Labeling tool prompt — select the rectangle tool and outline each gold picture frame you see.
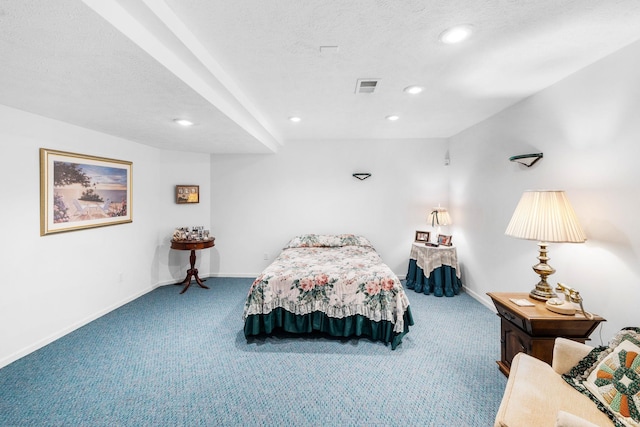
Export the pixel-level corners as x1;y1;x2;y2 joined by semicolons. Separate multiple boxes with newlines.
40;148;132;235
176;185;199;204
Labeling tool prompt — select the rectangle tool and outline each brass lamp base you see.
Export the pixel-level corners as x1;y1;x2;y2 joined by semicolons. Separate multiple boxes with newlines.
529;242;558;301
529;284;557;301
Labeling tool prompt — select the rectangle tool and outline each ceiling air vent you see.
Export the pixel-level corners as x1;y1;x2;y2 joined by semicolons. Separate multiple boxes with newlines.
355;78;380;94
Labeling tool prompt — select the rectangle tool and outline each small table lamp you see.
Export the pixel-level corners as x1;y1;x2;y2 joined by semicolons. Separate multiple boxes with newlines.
428;207;452;241
505;190;586;301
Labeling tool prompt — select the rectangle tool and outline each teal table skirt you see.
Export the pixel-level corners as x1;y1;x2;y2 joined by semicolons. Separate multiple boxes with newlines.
405;259;461;297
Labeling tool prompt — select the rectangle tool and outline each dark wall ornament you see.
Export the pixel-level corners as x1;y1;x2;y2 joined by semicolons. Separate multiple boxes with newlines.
352;173;371;180
509;153;543;167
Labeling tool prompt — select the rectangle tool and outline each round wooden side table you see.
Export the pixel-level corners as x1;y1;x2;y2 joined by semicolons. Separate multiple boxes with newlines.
170;238;215;294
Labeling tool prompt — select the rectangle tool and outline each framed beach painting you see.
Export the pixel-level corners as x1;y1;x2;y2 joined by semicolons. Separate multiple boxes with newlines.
176;185;199;204
40;148;132;235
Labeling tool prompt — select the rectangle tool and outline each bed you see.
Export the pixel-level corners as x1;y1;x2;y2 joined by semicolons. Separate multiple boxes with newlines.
242;234;413;349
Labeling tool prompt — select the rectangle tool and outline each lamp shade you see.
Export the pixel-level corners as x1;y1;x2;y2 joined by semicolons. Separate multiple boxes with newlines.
505;190;586;243
428;207;452;227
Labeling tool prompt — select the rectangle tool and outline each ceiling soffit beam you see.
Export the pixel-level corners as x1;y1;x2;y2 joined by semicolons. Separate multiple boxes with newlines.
141;0;283;149
82;0;282;153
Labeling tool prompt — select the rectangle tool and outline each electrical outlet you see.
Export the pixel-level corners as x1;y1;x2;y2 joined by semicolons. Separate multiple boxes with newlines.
118;272;124;283
263;253;269;260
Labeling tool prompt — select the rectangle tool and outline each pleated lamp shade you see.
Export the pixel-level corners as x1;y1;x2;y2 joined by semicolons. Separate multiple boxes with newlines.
505;190;586;243
428;208;452;227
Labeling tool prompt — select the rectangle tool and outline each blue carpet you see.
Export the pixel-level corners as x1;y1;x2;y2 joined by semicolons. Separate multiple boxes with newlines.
0;278;506;426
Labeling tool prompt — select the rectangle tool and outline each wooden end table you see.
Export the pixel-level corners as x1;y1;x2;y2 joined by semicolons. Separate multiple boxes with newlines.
171;238;215;294
487;292;605;376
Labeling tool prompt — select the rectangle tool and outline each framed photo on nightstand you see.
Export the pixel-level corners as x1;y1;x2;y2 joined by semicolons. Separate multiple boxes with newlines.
437;234;452;246
415;230;431;243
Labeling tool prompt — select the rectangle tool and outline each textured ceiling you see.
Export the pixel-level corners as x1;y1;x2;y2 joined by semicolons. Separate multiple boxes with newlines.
1;0;640;153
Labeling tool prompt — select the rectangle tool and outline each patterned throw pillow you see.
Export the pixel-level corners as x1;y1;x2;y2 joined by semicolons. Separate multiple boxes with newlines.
284;234;321;248
335;234;373;247
563;327;640;427
285;234;373;248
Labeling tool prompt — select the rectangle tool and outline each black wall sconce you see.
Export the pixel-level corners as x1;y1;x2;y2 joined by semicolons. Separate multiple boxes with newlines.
352;173;371;180
509;153;543;167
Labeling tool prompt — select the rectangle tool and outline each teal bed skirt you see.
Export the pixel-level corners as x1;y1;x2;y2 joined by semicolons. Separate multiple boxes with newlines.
244;307;414;350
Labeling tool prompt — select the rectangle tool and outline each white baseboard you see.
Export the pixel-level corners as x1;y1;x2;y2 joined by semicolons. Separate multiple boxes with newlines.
462;286;497;313
0;285;155;370
3;273;260;368
207;272;259;279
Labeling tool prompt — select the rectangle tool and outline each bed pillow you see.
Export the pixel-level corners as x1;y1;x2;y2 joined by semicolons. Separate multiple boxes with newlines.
285;234;373;248
562;327;640;427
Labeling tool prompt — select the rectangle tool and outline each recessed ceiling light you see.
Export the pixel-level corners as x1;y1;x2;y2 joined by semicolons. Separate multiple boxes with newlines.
403;85;424;95
173;118;194;126
439;25;473;44
386;115;400;121
289;116;301;123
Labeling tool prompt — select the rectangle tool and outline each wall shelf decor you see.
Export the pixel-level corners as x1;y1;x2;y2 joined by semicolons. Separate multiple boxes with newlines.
509;153;543;167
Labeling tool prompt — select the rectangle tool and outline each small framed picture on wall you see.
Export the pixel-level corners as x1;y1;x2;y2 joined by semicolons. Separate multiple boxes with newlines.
176;185;199;204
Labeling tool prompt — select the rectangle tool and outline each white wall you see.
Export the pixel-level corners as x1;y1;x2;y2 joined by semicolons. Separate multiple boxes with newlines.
210;139;450;277
1;110;444;368
0;105;211;368
156;150;212;285
449;39;640;343
6;38;640;368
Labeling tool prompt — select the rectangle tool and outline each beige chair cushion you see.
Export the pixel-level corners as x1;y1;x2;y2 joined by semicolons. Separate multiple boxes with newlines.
553;338;594;375
494;352;614;427
556;411;601;427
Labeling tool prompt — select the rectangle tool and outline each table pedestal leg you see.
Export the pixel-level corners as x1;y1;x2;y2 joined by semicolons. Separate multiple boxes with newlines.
175;249;210;294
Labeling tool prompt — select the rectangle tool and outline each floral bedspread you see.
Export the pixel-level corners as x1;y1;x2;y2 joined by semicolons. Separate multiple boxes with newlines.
243;234;411;334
